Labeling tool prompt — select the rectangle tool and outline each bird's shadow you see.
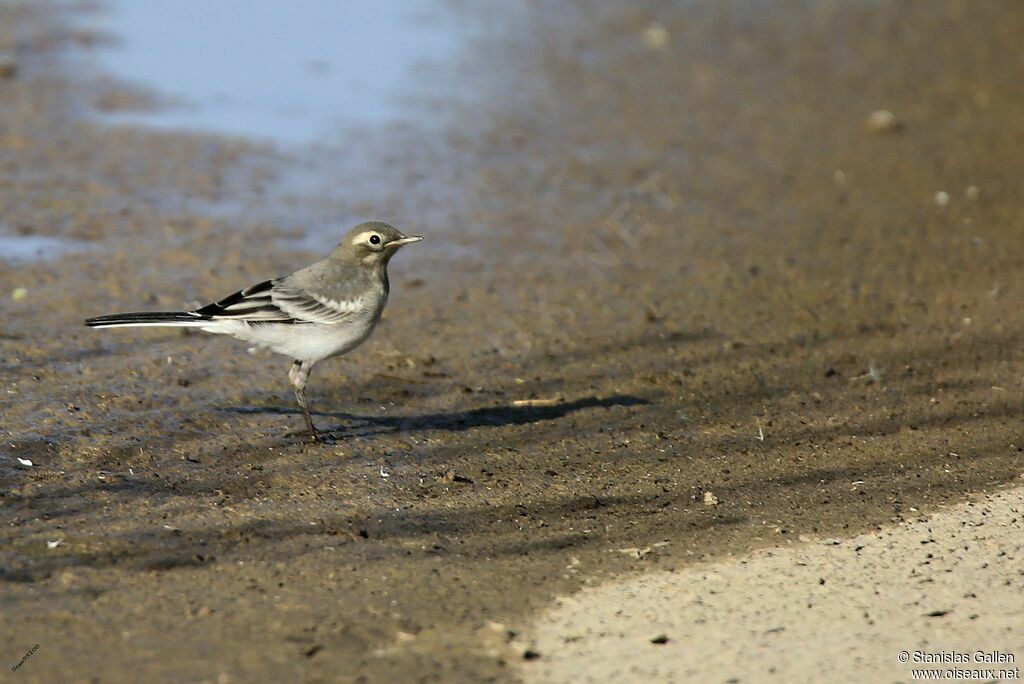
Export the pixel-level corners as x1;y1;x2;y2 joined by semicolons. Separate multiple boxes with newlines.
222;394;649;438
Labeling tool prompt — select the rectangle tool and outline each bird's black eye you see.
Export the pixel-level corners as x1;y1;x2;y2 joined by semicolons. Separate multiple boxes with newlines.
369;234;381;245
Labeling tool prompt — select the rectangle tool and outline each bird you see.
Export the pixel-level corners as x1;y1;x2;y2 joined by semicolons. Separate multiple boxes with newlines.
85;221;422;442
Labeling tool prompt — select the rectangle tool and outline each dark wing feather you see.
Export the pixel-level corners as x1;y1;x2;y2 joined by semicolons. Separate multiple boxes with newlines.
193;280;291;321
192;280;362;325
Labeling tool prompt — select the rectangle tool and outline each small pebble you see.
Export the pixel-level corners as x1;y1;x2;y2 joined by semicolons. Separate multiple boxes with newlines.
866;109;900;133
11;287;28;301
703;491;720;506
651;634;670;644
934;191;950;207
643;22;670;50
0;55;18;79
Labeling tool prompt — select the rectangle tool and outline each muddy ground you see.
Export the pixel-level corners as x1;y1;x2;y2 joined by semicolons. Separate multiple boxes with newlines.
2;1;1024;682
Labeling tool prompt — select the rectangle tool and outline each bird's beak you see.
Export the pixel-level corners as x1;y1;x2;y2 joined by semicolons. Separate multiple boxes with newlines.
390;235;423;247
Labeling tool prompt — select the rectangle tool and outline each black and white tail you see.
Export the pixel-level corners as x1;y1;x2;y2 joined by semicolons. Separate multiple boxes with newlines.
84;280;295;329
84;311;211;329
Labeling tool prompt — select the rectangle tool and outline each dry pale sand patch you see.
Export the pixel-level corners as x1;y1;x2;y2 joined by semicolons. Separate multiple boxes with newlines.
524;483;1024;683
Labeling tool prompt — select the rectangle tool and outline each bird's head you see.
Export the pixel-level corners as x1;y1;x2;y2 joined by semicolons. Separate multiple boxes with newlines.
333;221;422;266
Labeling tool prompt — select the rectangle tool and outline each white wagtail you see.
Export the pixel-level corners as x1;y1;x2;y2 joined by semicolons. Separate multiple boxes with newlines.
85;222;422;441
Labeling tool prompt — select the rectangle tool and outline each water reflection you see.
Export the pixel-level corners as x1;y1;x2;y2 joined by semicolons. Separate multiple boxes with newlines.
88;0;463;145
0;232;91;262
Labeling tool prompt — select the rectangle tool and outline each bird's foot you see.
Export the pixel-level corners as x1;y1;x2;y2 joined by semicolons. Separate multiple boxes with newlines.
284;427;332;443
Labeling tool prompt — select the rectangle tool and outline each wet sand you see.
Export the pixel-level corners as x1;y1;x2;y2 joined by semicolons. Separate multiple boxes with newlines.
2;1;1024;681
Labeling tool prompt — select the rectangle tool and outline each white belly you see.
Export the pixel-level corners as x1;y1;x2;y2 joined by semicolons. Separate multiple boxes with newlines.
204;312;379;363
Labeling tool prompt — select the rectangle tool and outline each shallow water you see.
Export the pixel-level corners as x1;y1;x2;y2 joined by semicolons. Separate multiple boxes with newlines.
0;232;90;262
86;0;466;145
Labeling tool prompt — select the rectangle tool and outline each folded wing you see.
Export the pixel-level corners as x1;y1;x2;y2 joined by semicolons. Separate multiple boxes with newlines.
194;280;362;325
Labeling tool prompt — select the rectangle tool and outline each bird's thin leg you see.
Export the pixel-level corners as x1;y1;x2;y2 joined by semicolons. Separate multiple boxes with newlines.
290;360;318;442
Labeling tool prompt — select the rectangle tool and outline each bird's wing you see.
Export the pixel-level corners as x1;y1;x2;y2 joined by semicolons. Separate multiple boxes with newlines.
269;286;366;325
193;280;363;325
